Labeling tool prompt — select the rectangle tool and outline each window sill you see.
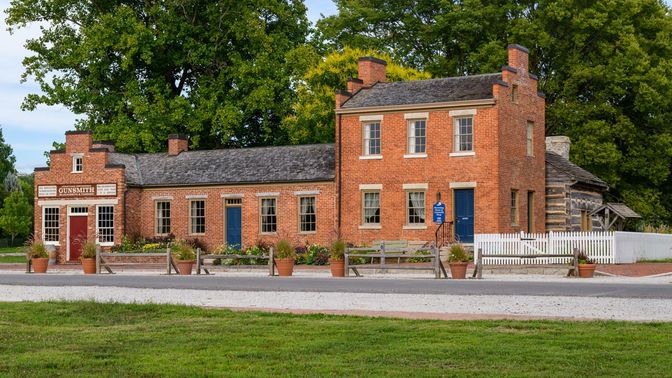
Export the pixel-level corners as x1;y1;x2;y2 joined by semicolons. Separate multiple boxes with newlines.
298;231;317;235
359;155;382;160
71;171;83;174
260;232;278;236
403;154;427;159
403;225;427;230
44;242;60;246
449;151;475;157
189;233;206;236
358;225;382;230
98;242;114;247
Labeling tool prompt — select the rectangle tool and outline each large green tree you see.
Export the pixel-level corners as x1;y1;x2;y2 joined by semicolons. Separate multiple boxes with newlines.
317;0;672;222
282;47;430;144
6;0;310;151
0;191;32;245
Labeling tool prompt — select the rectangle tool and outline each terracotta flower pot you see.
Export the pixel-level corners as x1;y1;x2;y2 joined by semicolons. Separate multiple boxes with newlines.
329;258;345;277
81;258;96;274
274;258;295;277
31;257;49;273
449;262;468;279
176;260;195;275
578;263;597;278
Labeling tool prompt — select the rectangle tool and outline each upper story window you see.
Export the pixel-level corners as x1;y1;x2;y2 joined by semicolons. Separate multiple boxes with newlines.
72;155;83;173
260;198;277;234
510;190;519;226
454;117;473;152
189;200;206;234
363;122;381;156
407;120;426;154
526;121;534;156
155;201;171;235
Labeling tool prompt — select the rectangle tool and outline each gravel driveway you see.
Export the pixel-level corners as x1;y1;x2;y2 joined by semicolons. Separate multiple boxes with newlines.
2;284;670;322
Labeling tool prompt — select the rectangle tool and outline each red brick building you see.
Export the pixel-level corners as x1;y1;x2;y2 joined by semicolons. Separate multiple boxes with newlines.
34;44;546;262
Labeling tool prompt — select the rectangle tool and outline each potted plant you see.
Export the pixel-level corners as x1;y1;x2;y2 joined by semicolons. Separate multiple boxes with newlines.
447;243;471;279
26;239;49;273
80;241;97;274
172;241;196;275
576;250;597;278
329;240;346;277
274;239;296;277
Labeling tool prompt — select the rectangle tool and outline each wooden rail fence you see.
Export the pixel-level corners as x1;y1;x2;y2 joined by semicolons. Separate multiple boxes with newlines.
196;247;277;276
96;247;179;274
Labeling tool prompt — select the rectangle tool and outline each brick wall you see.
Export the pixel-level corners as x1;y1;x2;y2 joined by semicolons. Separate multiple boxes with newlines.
127;182;337;251
34;131;126;263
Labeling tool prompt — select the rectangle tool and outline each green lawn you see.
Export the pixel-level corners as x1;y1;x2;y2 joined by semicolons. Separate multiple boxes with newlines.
0;246;26;263
0;302;670;377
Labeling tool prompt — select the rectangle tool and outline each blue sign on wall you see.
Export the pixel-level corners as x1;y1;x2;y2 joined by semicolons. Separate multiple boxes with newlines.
433;201;446;224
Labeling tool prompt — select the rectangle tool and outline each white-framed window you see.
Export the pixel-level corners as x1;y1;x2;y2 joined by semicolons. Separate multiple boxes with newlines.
189;200;206;234
97;205;114;245
510;190;519;226
527;121;534;156
454;117;473;152
299;196;316;233
363;122;381;155
407;119;426;154
362;191;381;225
406;191;426;225
72;154;83;173
260;198;277;234
43;207;60;244
155;201;171;235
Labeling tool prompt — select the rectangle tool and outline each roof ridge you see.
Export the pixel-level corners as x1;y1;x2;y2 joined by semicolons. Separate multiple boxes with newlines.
376;72;501;86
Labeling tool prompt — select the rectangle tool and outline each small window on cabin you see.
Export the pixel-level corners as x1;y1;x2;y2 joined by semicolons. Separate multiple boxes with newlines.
72;155;83;173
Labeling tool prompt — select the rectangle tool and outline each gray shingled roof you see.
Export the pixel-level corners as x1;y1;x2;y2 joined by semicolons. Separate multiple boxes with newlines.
341;73;502;109
545;151;608;189
108;144;335;187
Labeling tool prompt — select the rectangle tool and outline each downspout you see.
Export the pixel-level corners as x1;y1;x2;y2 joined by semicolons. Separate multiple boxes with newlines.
337;113;342;239
122;188;128;237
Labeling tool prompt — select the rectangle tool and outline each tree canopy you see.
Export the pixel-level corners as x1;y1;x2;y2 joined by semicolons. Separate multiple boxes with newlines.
0;191;32;244
282;47;430;144
317;0;672;222
6;0;311;151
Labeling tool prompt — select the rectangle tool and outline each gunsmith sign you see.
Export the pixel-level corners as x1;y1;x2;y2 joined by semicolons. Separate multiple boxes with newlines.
37;184;117;197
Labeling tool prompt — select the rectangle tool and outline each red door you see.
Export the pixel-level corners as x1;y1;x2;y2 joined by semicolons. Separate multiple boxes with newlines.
69;216;88;261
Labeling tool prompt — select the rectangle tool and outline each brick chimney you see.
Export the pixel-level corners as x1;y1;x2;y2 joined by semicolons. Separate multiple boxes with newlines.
546;136;570;159
168;134;188;156
92;140;115;152
347;77;364;94
507;44;529;73
357;56;387;86
65;130;93;153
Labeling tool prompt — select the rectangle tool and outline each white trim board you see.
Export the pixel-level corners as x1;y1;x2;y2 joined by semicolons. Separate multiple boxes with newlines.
38;199;119;207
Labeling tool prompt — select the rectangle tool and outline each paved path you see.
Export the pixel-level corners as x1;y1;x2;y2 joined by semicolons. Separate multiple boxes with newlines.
0;274;670;299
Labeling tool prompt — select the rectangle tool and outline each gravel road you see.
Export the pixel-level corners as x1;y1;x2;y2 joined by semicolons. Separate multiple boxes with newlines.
1;284;671;322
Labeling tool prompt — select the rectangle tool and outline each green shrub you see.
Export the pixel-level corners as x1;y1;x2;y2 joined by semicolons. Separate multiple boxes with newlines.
275;240;296;259
330;240;346;261
447;244;471;263
408;250;431;263
25;238;47;259
171;241;196;261
81;241;97;259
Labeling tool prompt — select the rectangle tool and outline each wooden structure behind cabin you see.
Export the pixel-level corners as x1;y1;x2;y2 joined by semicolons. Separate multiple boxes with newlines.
545;136;609;232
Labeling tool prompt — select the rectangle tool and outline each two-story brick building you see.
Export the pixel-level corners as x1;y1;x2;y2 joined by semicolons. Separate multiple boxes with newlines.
35;44;549;262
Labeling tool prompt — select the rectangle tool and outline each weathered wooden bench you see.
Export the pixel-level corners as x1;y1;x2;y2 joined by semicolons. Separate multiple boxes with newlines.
472;247;580;278
196;247;277;276
345;242;447;278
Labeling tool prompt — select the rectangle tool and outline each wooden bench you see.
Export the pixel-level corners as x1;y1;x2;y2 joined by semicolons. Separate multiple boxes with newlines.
345;242;447;278
196;248;277;276
472;247;580;278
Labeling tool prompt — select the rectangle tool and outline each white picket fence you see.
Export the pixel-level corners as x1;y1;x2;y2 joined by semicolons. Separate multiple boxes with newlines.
474;231;615;264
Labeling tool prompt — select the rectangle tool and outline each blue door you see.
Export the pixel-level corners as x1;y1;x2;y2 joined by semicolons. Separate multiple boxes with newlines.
226;207;242;249
454;189;475;243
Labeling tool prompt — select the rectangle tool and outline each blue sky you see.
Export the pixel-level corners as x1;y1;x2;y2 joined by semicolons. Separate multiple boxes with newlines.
0;0;337;173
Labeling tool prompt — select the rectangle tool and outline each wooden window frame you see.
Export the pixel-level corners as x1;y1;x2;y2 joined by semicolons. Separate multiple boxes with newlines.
527;121;534;157
407;119;427;155
155;201;171;236
259;197;277;235
406;191;426;225
298;196;317;234
453;117;474;152
362;191;381;225
362;122;381;156
510;190;519;226
42;206;60;245
96;205;115;246
189;200;206;235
